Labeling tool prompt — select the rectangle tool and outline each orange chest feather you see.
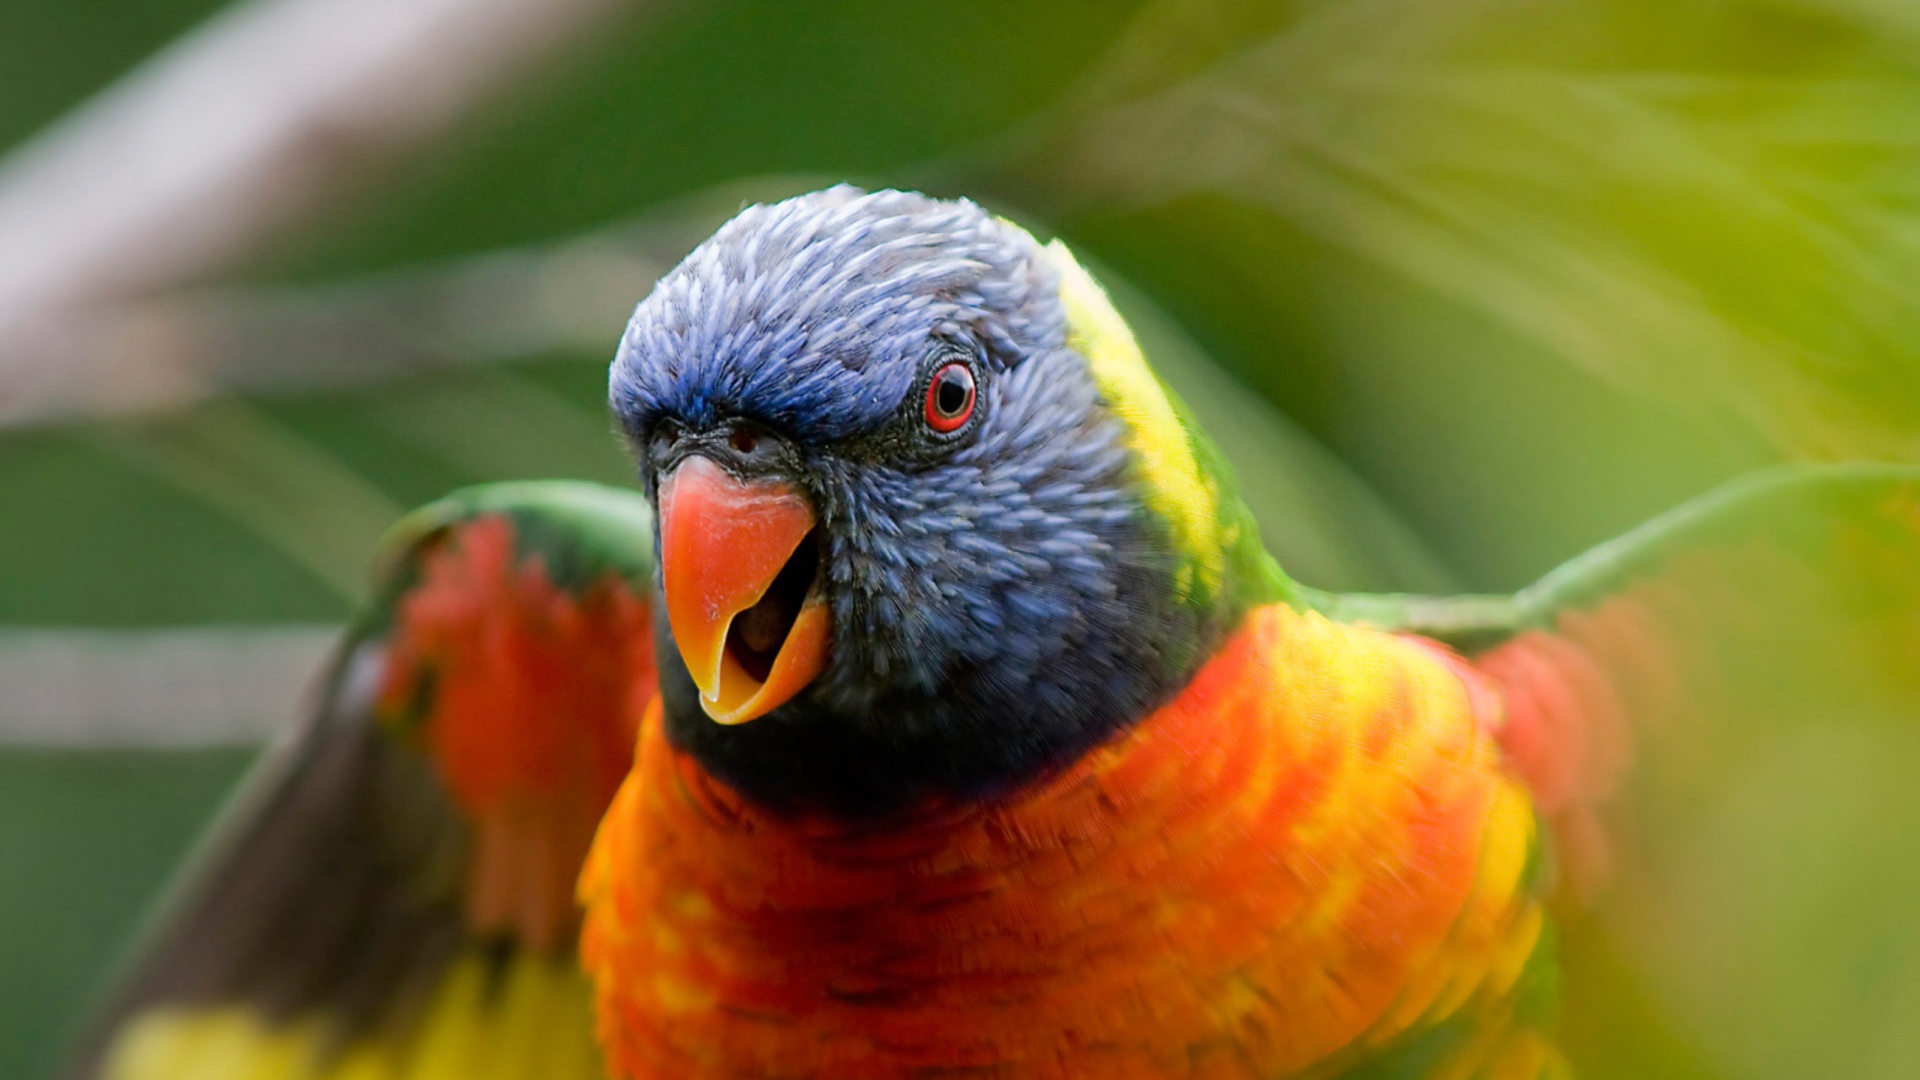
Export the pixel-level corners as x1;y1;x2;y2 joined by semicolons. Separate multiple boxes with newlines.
580;604;1544;1080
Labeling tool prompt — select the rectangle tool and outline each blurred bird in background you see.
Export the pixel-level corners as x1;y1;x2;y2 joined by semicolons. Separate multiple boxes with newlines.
3;2;1920;1079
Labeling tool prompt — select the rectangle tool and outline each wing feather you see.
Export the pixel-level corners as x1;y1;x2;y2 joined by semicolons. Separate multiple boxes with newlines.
1330;463;1920;1076
66;482;657;1080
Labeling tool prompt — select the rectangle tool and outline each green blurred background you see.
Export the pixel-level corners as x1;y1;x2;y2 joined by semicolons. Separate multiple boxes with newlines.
3;0;1919;1077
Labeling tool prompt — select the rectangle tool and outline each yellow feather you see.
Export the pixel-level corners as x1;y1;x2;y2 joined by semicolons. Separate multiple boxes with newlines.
1048;239;1224;600
98;953;601;1080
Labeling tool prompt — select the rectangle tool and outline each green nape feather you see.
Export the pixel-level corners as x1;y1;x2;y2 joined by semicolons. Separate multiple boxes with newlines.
1048;239;1293;617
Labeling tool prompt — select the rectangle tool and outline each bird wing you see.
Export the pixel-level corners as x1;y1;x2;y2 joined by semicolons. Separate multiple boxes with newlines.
1319;463;1920;1076
1317;463;1920;889
66;482;659;1080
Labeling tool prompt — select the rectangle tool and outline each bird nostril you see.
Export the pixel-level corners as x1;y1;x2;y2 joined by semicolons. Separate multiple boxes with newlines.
730;430;759;455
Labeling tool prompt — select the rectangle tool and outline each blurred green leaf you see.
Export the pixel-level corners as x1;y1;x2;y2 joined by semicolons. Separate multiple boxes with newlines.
0;750;252;1080
1001;0;1920;459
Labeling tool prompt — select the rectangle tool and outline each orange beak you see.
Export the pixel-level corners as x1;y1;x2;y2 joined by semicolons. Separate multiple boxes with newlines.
658;454;829;725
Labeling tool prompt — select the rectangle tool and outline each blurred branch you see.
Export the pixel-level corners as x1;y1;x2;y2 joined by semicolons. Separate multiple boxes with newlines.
0;179;810;431
0;232;662;428
359;369;636;484
0;625;338;747
0;0;645;339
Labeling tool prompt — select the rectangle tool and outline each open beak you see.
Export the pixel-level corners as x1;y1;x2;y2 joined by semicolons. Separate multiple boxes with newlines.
658;454;828;725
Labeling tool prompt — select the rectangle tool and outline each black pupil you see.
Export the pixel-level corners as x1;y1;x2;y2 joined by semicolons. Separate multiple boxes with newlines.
935;370;970;416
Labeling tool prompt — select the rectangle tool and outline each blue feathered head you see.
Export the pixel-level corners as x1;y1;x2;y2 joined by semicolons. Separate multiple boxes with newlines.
610;186;1253;814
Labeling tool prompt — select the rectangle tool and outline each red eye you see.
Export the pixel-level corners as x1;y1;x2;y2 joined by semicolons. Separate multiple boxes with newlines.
924;361;976;433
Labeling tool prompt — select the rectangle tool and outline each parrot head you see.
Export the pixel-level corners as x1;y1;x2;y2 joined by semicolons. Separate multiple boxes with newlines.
611;186;1277;813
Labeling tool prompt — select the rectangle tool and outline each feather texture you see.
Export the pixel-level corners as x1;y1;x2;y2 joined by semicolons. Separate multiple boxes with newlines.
582;603;1554;1078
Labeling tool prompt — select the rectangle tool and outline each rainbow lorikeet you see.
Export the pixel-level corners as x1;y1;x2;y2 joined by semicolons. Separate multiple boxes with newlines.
68;188;1920;1080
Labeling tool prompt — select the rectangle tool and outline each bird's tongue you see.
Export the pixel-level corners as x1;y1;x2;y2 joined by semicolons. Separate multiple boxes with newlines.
659;455;828;725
